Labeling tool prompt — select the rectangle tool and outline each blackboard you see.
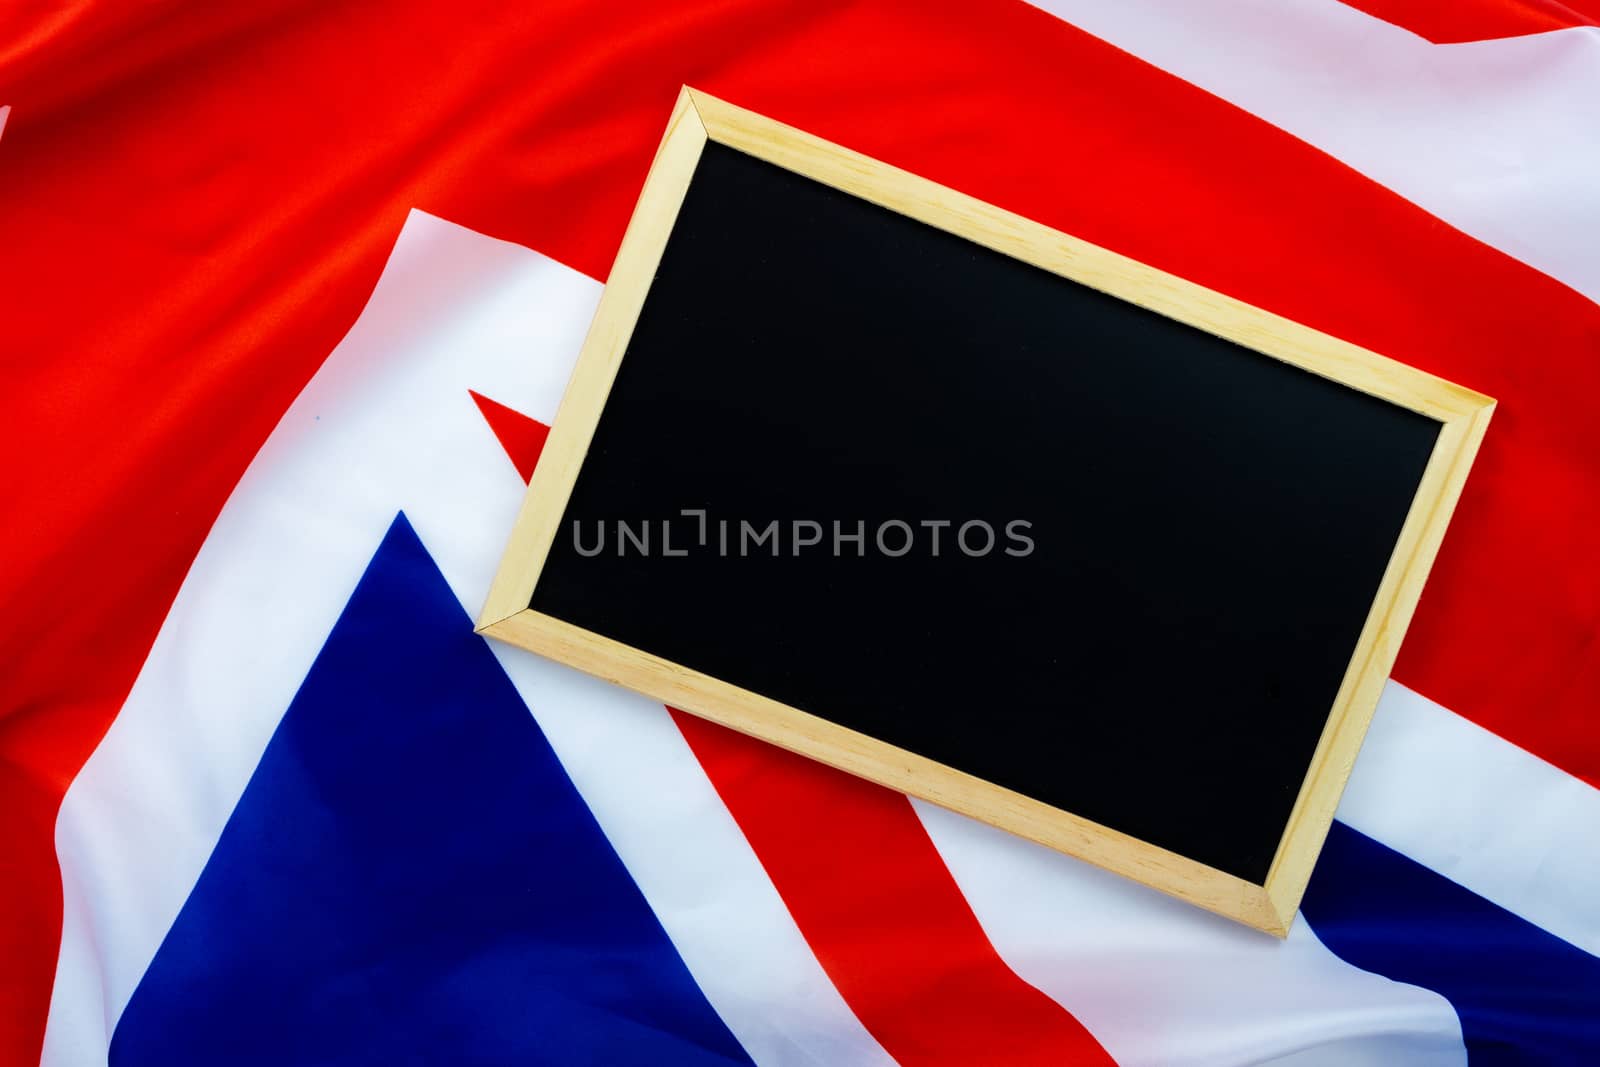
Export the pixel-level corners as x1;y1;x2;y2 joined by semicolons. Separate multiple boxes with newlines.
481;89;1495;934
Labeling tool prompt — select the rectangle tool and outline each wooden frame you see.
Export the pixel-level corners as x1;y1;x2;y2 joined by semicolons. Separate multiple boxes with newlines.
478;87;1495;935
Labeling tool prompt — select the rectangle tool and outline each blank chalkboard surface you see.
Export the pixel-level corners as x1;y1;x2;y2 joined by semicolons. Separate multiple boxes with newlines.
481;89;1494;933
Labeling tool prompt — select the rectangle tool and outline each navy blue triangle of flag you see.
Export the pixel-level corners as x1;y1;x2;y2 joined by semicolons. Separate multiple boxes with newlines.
112;513;748;1066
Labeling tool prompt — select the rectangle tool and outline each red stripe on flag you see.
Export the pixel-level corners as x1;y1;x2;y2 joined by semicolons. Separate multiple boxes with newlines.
470;390;551;483
3;1;1597;1062
673;712;1116;1066
1338;0;1600;43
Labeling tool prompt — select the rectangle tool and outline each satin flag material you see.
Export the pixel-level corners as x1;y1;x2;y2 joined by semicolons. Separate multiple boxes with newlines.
2;1;1598;1064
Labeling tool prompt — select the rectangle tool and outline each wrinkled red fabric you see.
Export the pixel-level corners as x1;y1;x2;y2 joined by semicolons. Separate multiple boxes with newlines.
1341;0;1600;42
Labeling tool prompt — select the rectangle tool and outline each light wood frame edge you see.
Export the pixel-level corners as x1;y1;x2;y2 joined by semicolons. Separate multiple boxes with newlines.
478;86;1498;936
687;88;1492;421
1261;397;1494;925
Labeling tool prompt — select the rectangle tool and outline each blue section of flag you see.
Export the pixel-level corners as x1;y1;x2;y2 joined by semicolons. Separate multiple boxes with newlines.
1304;821;1600;1066
111;513;751;1066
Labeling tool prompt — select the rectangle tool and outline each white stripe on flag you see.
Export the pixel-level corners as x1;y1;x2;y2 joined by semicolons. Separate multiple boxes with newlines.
42;211;885;1067
1341;681;1600;956
1028;0;1600;302
917;799;1467;1066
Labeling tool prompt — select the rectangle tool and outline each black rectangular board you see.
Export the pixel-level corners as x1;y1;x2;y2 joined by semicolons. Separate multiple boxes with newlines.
479;89;1494;933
